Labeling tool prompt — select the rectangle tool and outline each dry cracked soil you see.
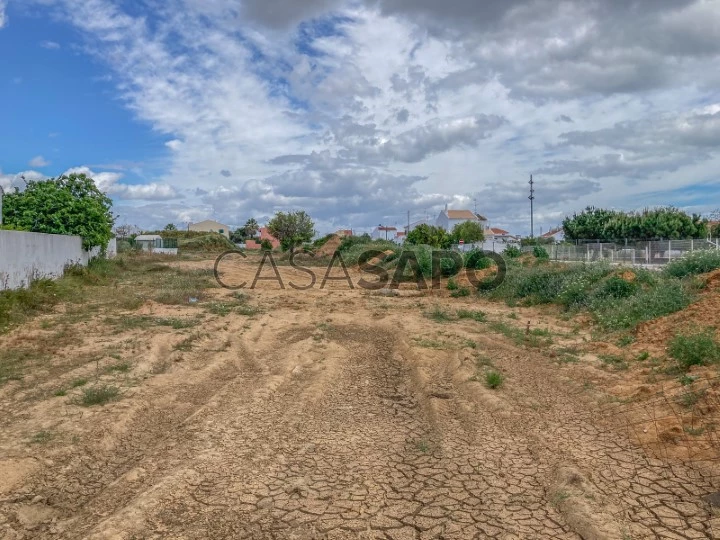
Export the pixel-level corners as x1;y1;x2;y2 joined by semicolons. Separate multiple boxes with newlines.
0;255;719;539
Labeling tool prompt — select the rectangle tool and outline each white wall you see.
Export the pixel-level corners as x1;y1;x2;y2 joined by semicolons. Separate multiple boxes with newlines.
0;231;116;290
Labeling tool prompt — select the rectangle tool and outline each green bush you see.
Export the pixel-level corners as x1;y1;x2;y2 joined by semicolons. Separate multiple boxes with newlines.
179;234;235;252
664;250;720;279
533;246;549;259
485;371;504;389
593;276;638;299
668;328;720;370
464;249;493;270
504;245;522;258
592;280;692;330
447;278;459;291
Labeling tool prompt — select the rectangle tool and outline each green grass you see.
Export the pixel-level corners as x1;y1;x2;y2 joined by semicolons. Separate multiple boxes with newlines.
450;287;471;298
77;385;119;406
53;389;67;397
486;320;552;348
412;338;452;349
481;261;698;332
668;328;720;370
29;431;55;445
425;305;453;323
599;354;629;370
71;377;89;388
106;361;132;373
457;309;487;322
664;250;720;279
484;370;504;389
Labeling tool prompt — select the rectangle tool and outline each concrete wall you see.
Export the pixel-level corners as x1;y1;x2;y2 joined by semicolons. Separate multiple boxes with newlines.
0;231;116;290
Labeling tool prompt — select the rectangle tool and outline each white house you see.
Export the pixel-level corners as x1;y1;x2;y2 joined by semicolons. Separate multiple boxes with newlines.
435;206;488;232
540;227;565;243
372;226;397;241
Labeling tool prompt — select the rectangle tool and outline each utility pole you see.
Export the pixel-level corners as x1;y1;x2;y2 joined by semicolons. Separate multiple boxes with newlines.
529;174;535;238
407;211;410;233
474;197;477;215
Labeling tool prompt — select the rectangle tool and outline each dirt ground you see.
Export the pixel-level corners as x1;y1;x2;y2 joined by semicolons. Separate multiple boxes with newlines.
0;253;719;539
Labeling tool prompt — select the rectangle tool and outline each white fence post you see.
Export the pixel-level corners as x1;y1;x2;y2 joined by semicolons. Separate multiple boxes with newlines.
668;240;672;262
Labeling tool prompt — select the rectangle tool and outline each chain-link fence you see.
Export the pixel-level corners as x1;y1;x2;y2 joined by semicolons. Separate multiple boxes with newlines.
524;238;720;266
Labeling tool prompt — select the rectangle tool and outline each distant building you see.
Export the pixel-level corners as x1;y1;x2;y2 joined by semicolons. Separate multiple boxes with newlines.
395;231;406;244
245;227;281;250
485;227;518;243
189;219;230;238
540;227;565;242
335;229;353;237
372;226;397;241
436;205;488;232
134;235;178;255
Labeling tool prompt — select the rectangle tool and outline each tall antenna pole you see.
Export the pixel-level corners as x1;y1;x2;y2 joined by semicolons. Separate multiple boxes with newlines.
474;197;477;214
529;174;535;238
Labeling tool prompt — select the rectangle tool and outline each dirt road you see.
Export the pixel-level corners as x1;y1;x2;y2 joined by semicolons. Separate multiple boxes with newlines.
0;257;718;538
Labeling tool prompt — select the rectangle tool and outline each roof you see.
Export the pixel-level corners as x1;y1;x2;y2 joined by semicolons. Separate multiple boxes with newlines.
445;210;478;220
396;231;406;237
488;227;510;235
135;235;162;241
541;227;564;238
475;214;488;221
377;226;397;231
190;219;229;228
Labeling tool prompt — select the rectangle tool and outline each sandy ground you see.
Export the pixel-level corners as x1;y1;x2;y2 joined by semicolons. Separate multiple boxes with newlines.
0;255;718;539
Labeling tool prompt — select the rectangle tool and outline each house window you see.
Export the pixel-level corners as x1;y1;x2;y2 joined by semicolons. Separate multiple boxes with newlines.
219;229;224;234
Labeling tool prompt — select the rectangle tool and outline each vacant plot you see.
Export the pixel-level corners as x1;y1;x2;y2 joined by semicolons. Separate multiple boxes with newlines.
0;252;718;539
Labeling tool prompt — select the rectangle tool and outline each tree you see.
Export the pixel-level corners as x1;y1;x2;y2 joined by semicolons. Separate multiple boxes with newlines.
406;224;452;249
2;173;114;250
243;218;259;239
563;206;708;241
164;223;177;231
267;211;315;253
451;221;484;244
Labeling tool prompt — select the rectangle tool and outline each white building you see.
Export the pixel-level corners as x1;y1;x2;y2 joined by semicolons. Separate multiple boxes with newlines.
435;206;488;232
540;227;565;243
189;219;230;238
371;226;397;241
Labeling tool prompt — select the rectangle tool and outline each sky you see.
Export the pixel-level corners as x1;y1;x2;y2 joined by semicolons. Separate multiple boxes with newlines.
1;0;719;235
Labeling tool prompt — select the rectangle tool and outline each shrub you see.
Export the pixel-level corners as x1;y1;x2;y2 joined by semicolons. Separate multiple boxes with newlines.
464;249;493;270
450;287;471;298
447;278;459;291
664;250;720;279
457;309;487;322
592;280;692;330
485;371;504;389
593;276;638;299
179;234;235;252
504;245;522;258
78;385;119;406
260;239;273;251
668;328;720;370
533;245;549;259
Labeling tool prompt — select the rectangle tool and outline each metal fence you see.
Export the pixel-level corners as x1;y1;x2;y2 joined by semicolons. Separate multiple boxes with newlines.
524;238;720;266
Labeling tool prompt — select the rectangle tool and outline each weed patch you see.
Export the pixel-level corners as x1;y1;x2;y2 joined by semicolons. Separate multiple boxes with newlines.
77;385;119;406
485;370;504;389
668;328;720;370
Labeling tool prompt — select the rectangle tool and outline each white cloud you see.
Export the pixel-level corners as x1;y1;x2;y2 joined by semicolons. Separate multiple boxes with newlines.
9;0;720;234
40;40;60;49
0;0;7;29
28;155;50;167
63;166;180;201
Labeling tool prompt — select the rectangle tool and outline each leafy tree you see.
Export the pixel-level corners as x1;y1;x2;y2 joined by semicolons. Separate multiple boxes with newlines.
164;223;177;231
260;238;273;251
267;211;315;253
2;173;114;250
451;221;485;244
563;206;708;241
406;224;452;249
242;218;259;239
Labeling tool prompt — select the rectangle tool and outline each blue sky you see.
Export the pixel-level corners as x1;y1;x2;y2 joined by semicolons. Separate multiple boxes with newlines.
1;0;719;234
